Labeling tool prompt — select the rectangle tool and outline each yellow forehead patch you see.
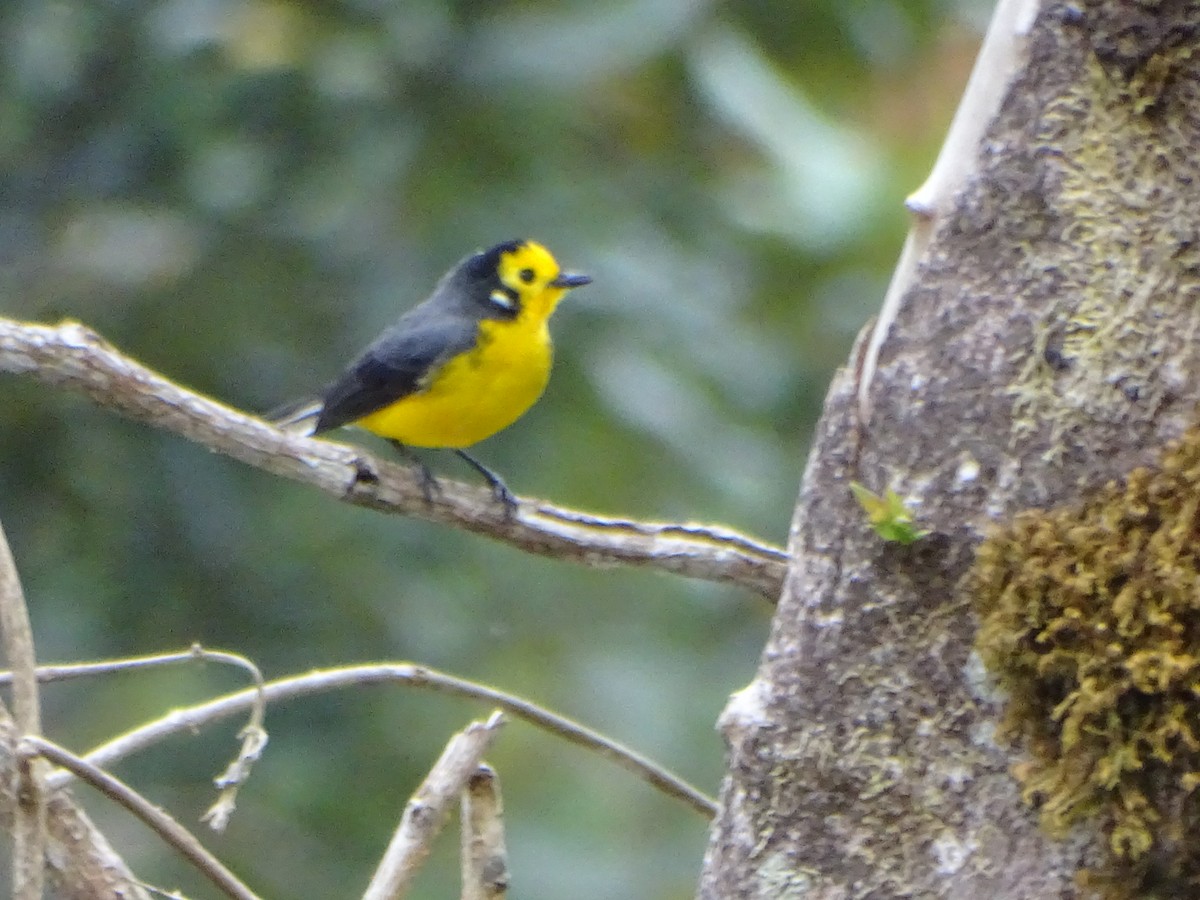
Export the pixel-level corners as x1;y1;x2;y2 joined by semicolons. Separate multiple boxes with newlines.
497;240;560;290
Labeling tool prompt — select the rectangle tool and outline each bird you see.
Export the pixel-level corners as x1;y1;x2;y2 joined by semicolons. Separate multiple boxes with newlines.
271;239;591;511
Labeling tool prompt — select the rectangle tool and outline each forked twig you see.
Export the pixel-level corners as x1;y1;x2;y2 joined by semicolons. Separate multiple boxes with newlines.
362;712;505;900
0;645;270;833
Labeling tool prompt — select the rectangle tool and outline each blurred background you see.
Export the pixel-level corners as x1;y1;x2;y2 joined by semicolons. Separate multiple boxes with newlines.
0;1;983;897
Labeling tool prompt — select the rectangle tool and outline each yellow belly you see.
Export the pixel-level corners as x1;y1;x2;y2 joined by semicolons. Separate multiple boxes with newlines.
354;320;552;448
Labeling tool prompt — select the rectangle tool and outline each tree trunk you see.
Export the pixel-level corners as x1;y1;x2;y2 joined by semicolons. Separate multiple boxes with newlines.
699;2;1200;896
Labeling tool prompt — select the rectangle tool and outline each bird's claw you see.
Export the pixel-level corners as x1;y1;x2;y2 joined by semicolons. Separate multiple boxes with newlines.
491;481;518;519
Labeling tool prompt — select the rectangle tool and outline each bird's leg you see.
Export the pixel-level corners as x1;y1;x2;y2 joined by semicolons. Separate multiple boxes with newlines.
455;450;517;515
387;440;440;504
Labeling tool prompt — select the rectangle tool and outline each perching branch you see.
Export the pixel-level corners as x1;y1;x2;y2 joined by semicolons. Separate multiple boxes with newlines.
41;662;718;819
0;317;788;601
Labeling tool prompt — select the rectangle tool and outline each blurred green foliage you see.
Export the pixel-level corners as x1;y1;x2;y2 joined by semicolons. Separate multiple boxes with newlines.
0;0;977;896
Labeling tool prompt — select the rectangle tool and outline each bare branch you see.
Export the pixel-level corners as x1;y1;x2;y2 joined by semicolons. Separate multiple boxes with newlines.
460;765;508;900
0;716;154;900
24;736;262;900
0;518;46;899
363;712;505;900
43;791;155;900
0;317;787;600
44;662;719;818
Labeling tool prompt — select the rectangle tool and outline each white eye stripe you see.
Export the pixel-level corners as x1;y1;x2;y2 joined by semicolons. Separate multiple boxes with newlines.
489;289;517;310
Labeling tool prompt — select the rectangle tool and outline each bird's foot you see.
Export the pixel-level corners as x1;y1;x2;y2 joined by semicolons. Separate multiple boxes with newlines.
455;450;518;519
388;440;441;506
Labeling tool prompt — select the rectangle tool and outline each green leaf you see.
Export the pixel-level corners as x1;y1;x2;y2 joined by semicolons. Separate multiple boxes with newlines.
849;482;929;545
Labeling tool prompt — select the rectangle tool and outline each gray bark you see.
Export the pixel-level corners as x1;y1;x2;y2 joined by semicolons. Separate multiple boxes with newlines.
699;3;1200;897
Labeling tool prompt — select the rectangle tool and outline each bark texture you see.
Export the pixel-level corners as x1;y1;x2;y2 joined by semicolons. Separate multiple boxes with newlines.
0;719;151;900
700;3;1200;897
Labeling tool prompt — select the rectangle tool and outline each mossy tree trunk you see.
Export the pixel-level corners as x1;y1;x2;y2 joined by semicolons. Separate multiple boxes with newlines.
699;3;1200;897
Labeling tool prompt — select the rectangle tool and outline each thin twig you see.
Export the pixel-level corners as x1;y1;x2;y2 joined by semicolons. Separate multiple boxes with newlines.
0;518;46;900
0;644;270;834
0;646;254;685
0;317;787;600
43;663;719;818
362;712;505;900
460;765;508;900
23;736;262;900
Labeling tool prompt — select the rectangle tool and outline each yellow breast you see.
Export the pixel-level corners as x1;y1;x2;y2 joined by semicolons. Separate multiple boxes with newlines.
354;318;553;449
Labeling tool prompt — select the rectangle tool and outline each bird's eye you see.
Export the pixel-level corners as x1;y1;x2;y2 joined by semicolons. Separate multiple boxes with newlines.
489;288;517;310
518;267;535;284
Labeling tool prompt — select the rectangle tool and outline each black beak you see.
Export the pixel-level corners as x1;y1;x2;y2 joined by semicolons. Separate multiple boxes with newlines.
551;272;592;288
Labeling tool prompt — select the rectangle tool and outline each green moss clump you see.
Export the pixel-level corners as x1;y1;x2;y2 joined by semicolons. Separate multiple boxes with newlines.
973;425;1200;892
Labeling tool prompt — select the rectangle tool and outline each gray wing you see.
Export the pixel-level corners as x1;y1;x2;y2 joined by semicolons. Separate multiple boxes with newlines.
312;316;479;434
